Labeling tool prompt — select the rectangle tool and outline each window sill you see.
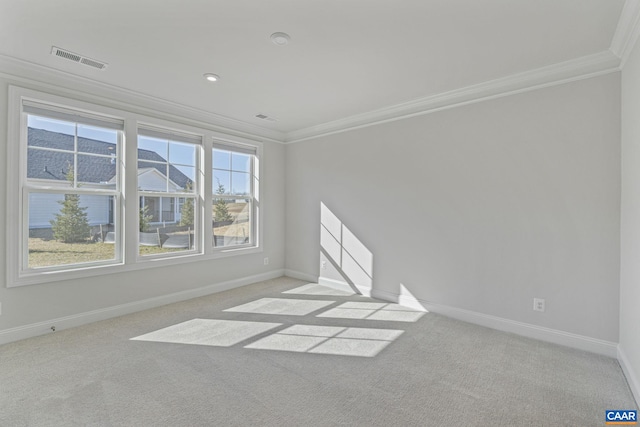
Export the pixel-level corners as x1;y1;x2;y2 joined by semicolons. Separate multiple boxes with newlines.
9;245;262;288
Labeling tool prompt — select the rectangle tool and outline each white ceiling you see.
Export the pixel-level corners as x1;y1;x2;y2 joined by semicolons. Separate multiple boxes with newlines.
0;0;633;141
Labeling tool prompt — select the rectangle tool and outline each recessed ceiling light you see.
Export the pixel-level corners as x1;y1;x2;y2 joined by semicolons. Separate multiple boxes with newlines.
203;73;220;82
270;32;291;46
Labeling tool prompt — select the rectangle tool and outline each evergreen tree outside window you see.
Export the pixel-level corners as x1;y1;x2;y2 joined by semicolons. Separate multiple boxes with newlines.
179;181;195;227
214;180;233;223
50;167;91;243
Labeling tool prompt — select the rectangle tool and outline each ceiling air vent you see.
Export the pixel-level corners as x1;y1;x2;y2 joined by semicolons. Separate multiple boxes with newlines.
255;113;277;122
51;46;108;70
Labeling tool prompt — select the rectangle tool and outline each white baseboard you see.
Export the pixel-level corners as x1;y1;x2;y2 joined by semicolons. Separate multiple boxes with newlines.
618;346;640;408
316;276;617;357
0;269;285;346
318;276;374;297
422;299;617;357
284;269;318;283
371;288;429;312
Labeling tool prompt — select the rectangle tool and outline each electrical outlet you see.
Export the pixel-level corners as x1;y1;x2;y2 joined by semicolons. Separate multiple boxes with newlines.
533;298;545;312
321;261;327;269
263;257;269;265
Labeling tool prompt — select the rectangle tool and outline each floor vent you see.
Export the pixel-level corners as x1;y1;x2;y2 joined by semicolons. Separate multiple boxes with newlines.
51;46;108;70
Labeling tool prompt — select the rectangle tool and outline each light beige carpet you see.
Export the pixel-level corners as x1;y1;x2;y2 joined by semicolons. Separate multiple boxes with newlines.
0;276;636;426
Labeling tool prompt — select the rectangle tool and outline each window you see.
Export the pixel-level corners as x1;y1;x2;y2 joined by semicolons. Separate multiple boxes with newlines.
137;128;200;257
7;86;262;287
22;102;123;271
213;142;258;249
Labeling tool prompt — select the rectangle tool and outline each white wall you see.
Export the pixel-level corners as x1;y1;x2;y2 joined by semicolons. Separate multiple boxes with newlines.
0;74;286;335
286;73;621;343
620;36;640;404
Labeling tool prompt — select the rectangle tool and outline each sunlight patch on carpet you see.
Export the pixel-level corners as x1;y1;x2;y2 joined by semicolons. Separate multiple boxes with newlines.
130;319;282;347
224;298;335;316
317;301;425;322
245;324;403;357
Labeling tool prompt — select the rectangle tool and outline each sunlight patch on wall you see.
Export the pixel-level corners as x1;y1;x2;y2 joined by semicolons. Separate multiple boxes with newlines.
224;298;335;316
398;283;428;311
245;324;403;357
320;202;373;292
130;319;282;347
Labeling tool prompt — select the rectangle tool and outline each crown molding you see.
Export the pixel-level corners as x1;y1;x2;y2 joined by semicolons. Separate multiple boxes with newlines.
0;54;286;144
0;48;623;147
611;0;640;68
284;50;621;143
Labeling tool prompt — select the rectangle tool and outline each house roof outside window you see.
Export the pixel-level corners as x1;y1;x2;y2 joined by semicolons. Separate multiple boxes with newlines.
27;128;191;188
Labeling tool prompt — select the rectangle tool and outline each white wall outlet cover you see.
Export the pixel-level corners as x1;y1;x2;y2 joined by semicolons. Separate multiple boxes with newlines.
533;298;545;312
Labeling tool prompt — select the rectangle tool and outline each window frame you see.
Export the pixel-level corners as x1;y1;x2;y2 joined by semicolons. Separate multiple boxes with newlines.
7;86;263;288
212;142;259;251
22;109;124;273
136;125;202;259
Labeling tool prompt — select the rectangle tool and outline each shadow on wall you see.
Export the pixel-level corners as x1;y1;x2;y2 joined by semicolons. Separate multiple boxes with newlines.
320;202;373;295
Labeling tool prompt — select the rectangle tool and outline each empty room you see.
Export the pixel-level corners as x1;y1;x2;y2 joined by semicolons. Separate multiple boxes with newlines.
1;1;639;426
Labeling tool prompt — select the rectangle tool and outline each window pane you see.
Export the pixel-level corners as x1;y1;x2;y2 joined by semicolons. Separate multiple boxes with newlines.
141;196;160;223
177;196;195;227
78;124;118;153
171;165;195;191
27;116;75;150
78;136;117;156
28;192;116;268
231;172;250;195
78;154;117;185
213;170;231;194
138;138;195;193
213;197;251;248
232;152;251;172
27;149;74;182
139;195;195;256
27;117;120;190
213;149;230;170
138;135;167;160
161;197;175;222
138;161;168;192
169;142;195;166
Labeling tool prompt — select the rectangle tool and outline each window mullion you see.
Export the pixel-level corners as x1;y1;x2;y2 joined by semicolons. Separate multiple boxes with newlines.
24;185;118;196
123;119;139;265
202;136;213;252
74;123;78;187
251;155;256;246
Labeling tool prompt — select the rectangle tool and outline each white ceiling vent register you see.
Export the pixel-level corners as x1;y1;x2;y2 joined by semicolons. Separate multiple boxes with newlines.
255;113;277;122
50;46;108;70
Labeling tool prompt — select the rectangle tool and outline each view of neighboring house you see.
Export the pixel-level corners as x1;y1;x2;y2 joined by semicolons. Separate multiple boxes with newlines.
27;127;191;231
